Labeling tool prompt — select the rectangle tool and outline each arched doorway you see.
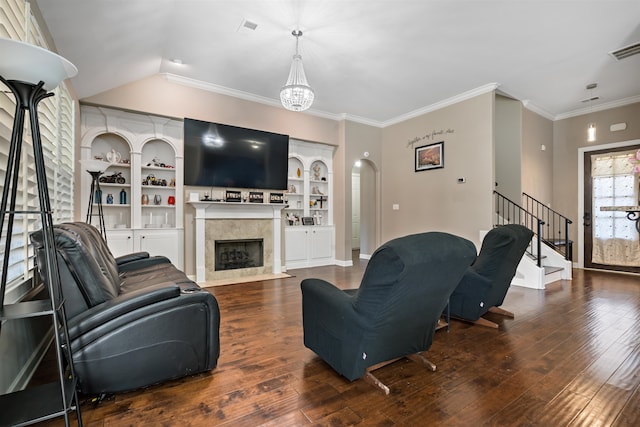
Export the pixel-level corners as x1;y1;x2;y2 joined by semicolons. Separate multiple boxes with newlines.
351;158;379;261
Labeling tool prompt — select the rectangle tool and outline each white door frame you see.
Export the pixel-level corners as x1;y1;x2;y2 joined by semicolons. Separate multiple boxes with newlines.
577;138;640;268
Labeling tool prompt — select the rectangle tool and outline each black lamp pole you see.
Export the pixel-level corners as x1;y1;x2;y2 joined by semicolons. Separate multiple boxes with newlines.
85;170;108;242
0;37;81;426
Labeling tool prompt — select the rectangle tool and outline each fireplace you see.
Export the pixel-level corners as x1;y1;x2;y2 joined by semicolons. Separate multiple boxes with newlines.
215;239;264;271
189;201;285;283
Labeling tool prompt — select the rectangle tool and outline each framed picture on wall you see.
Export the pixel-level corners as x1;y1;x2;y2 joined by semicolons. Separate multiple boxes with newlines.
415;141;444;172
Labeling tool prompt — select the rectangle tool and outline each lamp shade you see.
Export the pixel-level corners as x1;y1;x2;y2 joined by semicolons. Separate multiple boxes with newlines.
0;37;77;90
80;159;111;173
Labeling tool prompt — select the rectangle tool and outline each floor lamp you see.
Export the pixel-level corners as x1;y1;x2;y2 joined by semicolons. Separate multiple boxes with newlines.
82;160;111;242
0;38;81;426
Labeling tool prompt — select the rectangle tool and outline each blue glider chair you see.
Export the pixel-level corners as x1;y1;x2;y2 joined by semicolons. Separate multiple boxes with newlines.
448;224;534;328
301;232;476;393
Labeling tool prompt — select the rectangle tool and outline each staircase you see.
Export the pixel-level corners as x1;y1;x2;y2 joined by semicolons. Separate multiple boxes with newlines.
493;191;573;289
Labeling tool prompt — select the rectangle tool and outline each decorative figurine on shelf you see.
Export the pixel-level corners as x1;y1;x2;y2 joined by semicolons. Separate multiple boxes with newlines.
147;157;163;167
99;172;126;184
143;174;155;185
286;212;299;226
313;212;323;226
106;148;121;164
313;163;321;180
169;178;176;187
288;184;296;193
106;193;113;204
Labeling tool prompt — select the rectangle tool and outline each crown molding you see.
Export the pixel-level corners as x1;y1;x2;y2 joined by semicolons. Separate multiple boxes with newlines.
162;73;500;128
338;113;385;128
161;73;343;122
554;94;640;121
164;73;638;127
379;83;501;128
163;73;278;106
521;100;555;120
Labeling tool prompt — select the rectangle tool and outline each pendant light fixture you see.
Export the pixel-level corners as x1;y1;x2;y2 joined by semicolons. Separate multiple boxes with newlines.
280;30;314;112
586;83;597;142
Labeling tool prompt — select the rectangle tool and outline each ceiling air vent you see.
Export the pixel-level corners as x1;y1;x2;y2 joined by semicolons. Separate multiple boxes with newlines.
609;41;640;61
237;19;258;33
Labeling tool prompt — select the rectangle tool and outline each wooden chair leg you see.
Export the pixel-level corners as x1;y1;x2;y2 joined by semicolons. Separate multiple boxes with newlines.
363;371;390;395
407;353;437;372
488;306;514;318
363;352;438;395
473;316;499;329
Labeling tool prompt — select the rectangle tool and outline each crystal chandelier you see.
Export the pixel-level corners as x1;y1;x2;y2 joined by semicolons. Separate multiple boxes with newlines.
280;30;314;112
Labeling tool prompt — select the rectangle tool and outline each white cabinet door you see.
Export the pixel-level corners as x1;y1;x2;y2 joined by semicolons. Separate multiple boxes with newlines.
135;229;184;269
310;227;333;261
105;229;134;257
285;226;334;268
285;227;309;265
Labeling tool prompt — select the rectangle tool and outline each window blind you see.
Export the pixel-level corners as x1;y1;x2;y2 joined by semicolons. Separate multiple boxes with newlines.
0;0;75;303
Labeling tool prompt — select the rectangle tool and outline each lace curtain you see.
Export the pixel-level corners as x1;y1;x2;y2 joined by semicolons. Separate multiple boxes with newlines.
591;151;640;266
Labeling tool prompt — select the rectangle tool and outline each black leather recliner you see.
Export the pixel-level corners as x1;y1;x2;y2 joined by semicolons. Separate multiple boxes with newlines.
301;232;476;393
448;224;534;328
30;222;220;394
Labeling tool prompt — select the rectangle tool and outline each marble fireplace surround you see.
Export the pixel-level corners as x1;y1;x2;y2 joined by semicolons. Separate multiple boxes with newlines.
189;202;285;283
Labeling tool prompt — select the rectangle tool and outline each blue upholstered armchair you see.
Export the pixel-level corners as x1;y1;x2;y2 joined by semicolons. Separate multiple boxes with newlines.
448;224;534;328
301;232;476;393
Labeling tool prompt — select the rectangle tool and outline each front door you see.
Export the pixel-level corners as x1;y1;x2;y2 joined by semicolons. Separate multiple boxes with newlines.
584;145;640;273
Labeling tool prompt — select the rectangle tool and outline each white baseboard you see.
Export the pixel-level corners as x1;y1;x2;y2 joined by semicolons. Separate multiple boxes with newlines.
334;258;353;267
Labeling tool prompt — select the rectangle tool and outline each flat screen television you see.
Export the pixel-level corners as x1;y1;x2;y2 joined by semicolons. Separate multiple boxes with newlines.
183;118;289;190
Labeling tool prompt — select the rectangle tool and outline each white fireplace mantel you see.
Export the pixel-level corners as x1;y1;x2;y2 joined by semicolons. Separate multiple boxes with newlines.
189;201;286;282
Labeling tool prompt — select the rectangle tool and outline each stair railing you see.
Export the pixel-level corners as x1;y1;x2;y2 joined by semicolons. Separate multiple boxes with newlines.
494;191;544;267
522;192;573;261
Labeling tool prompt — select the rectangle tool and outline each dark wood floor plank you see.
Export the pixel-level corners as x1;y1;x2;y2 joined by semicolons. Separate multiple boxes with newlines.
569;343;640;427
30;266;640;426
612;381;640;427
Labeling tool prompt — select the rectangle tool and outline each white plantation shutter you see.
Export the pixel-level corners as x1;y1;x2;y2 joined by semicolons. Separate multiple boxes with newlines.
0;0;75;302
0;0;27;41
54;89;75;223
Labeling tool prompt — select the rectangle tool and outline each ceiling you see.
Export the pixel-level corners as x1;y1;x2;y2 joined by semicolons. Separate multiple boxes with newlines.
35;0;640;126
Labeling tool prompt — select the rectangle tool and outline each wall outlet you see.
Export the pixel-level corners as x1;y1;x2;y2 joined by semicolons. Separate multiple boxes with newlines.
392;204;400;210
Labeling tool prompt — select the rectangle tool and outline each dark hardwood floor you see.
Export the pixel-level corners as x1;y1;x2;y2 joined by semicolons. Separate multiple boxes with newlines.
34;263;640;426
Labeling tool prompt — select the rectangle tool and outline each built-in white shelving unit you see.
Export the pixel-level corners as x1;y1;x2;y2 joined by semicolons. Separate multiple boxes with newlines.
80;106;184;269
284;140;335;269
